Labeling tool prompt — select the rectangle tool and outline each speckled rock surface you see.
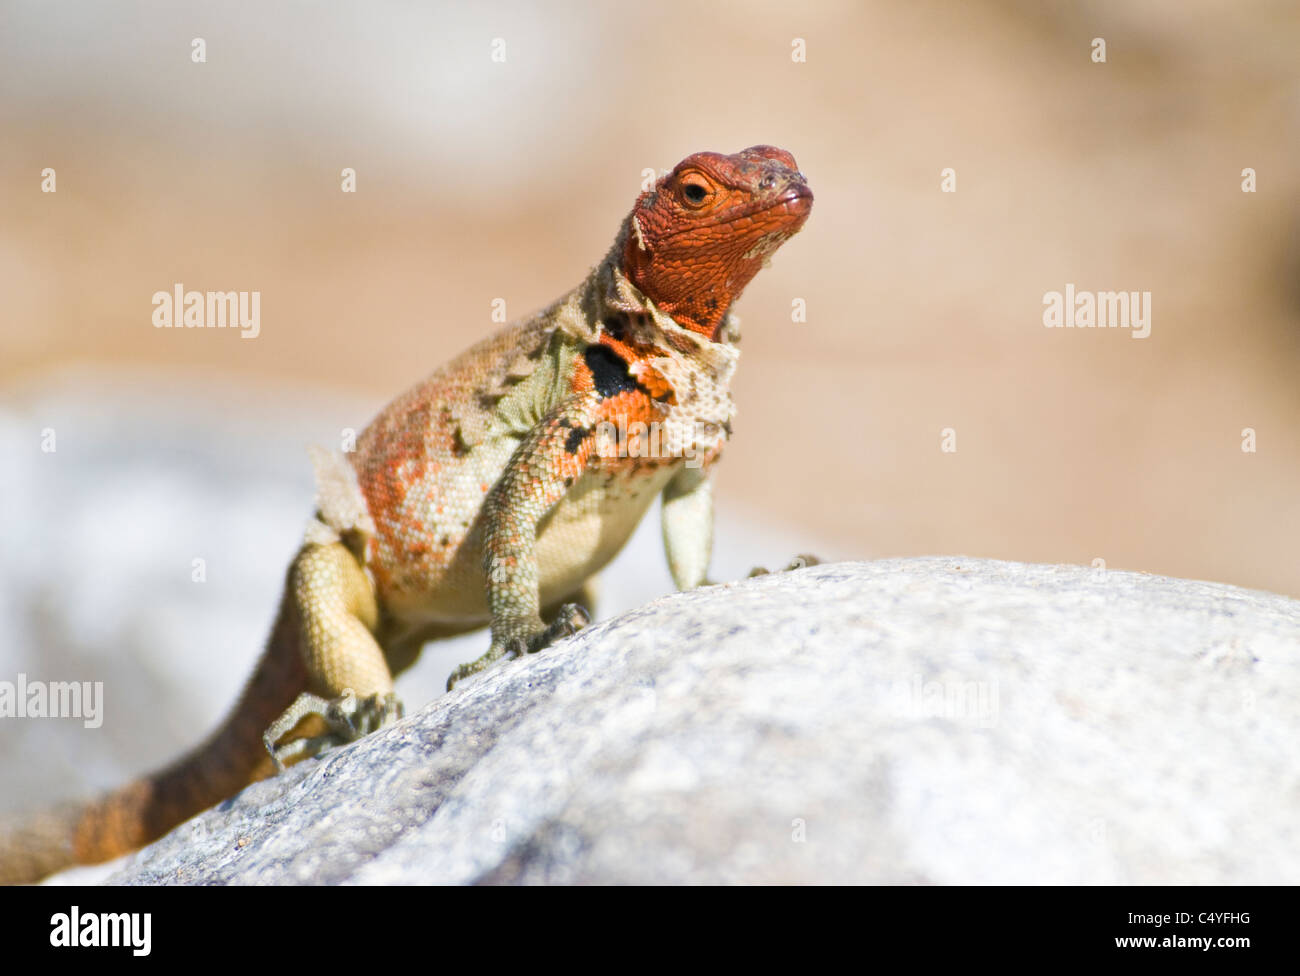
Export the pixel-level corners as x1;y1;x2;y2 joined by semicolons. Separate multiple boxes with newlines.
105;558;1300;884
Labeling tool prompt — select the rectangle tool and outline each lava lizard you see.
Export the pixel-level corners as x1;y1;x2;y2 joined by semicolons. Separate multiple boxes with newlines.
0;145;813;883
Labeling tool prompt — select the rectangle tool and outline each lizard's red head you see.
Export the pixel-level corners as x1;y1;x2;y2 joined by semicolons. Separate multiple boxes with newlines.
622;145;812;339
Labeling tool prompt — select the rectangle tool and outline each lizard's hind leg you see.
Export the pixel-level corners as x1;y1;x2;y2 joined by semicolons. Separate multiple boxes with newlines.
265;541;402;769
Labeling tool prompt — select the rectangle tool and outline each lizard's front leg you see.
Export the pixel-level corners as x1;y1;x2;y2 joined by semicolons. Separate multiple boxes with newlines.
446;394;604;689
661;465;818;585
661;464;714;590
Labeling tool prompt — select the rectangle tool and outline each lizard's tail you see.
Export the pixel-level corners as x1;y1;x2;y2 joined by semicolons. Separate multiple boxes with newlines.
0;590;306;884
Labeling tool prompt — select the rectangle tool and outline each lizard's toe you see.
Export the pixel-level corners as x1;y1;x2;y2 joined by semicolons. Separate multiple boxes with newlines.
445;662;477;691
526;602;590;654
748;553;821;577
350;691;404;735
263;688;403;770
502;636;531;662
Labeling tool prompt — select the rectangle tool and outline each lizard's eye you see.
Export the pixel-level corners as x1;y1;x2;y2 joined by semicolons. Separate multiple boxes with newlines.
681;180;710;207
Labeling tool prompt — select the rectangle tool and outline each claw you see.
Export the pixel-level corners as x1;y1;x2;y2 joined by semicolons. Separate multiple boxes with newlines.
263;689;403;772
502;636;529;662
447;603;592;691
528;602;590;653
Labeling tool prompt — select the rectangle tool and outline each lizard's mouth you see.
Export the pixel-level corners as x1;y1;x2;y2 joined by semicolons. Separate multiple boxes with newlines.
779;183;813;206
773;184;814;221
741;184;813;236
735;187;812;263
730;183;813;228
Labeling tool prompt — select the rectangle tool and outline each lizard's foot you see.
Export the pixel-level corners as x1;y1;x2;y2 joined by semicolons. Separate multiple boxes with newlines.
747;553;820;578
443;636;529;691
523;602;590;654
446;603;591;691
263;689;404;773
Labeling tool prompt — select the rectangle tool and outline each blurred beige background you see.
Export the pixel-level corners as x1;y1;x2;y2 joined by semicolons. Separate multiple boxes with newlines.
3;0;1298;598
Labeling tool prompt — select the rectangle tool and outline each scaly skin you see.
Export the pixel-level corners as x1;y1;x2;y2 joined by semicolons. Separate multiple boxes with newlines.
0;146;812;883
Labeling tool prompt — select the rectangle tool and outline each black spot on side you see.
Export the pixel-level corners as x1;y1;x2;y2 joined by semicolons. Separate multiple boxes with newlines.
565;425;589;455
602;316;628;341
584;344;645;399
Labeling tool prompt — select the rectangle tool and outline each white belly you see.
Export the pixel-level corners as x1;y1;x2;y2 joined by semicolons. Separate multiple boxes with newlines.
533;460;682;605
